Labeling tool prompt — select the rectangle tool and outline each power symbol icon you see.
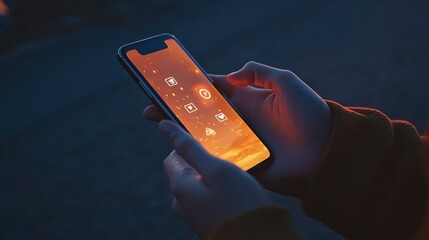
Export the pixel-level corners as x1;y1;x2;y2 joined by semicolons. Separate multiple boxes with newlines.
199;88;211;99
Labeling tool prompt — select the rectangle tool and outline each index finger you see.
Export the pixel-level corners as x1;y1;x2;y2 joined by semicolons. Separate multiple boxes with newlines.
159;120;221;176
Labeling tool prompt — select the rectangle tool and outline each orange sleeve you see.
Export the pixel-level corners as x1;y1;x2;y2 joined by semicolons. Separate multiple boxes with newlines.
303;101;428;239
208;206;300;240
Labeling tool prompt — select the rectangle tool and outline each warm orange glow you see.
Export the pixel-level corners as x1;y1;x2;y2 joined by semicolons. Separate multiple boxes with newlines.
126;39;270;170
0;0;9;16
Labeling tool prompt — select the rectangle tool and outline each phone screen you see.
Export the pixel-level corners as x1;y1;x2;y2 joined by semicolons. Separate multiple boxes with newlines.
125;38;270;170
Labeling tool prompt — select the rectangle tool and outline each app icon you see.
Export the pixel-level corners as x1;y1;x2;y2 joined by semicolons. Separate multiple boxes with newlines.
184;103;198;113
199;88;211;99
205;127;216;136
215;113;227;122
165;77;177;87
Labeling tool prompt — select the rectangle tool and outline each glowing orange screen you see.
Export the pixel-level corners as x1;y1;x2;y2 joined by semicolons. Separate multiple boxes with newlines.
126;39;270;170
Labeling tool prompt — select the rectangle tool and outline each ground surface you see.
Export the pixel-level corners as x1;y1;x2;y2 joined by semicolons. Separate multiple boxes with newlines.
1;0;429;239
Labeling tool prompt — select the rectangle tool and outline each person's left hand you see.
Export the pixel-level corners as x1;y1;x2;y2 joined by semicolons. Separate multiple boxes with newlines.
159;120;271;238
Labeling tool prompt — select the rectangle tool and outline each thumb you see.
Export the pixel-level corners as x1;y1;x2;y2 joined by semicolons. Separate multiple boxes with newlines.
209;74;235;98
159;120;220;176
227;61;302;94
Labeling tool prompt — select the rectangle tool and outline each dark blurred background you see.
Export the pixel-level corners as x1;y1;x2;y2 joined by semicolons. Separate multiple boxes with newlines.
1;0;428;239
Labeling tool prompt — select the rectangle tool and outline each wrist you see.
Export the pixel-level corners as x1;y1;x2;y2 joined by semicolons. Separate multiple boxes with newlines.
293;100;333;199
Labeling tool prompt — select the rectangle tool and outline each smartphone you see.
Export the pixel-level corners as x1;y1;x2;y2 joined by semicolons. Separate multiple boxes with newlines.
117;33;270;171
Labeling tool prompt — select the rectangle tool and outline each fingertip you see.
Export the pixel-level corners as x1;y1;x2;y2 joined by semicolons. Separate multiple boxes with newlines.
226;62;259;86
142;107;156;121
209;74;237;97
142;105;152;117
143;105;168;122
209;74;226;86
226;73;252;86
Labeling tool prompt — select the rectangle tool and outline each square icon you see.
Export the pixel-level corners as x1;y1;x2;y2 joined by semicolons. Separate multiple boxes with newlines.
184;103;198;113
215;113;227;122
165;77;177;87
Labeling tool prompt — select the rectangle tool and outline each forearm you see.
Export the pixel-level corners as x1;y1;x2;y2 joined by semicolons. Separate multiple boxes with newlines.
302;101;428;239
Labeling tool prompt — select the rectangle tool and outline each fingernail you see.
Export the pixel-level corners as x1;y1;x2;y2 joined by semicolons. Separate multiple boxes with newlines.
159;120;177;137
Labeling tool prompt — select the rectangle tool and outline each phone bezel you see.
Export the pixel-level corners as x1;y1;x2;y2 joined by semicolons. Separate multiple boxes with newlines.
117;33;272;171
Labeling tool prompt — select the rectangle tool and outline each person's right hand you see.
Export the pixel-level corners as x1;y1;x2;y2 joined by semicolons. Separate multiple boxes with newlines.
144;62;331;198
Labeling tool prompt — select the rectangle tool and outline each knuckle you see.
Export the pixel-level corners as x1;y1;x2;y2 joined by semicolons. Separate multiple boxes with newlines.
279;69;295;78
169;169;195;198
162;152;175;169
208;161;234;179
167;130;178;144
176;137;193;156
245;61;258;68
181;165;197;176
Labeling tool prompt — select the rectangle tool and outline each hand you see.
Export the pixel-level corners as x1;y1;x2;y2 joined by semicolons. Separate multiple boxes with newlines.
159;120;271;238
144;62;331;198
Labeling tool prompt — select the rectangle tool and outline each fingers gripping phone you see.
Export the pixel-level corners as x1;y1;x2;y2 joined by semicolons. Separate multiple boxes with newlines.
117;33;270;171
